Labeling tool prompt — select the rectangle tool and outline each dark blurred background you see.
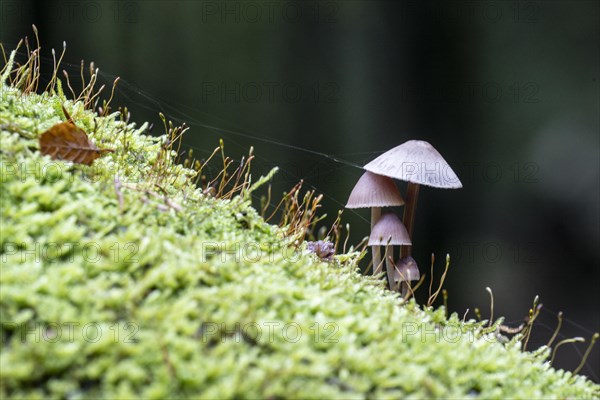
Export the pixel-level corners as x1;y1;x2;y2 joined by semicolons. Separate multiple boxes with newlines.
2;0;598;380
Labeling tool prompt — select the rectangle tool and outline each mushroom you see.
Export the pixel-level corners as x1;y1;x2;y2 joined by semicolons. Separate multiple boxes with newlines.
368;212;411;289
364;140;462;262
346;171;404;275
392;256;420;296
306;240;335;261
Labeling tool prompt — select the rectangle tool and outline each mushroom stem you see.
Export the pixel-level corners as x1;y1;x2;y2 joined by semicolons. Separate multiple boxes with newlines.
384;245;395;290
401;183;420;258
371;207;383;275
400;282;410;298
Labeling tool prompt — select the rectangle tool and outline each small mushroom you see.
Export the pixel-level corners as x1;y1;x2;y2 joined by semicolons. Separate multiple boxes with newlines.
346;171;404;275
368;212;411;289
393;255;420;296
307;240;335;261
364;140;462;260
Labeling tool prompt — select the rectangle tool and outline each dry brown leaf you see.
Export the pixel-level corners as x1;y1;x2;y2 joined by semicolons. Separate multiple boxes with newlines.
39;122;114;165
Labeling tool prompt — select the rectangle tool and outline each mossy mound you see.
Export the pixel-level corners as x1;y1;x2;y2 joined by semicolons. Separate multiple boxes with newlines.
1;68;599;399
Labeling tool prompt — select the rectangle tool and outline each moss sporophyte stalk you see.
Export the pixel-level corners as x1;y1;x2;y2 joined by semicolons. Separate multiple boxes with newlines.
1;33;599;398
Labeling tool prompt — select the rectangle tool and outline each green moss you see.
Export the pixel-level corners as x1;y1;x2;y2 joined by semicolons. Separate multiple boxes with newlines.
1;75;599;399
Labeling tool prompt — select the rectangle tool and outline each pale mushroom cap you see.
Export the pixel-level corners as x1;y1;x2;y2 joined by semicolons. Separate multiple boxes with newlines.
368;212;412;246
394;256;420;282
364;140;462;188
346;171;404;209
